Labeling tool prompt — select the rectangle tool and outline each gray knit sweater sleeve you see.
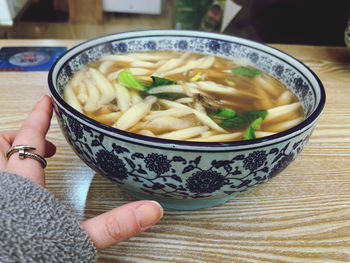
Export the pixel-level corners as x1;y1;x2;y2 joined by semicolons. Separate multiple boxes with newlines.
0;171;97;262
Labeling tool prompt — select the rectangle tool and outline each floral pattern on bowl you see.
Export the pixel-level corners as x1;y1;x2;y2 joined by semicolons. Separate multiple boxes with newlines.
55;103;314;209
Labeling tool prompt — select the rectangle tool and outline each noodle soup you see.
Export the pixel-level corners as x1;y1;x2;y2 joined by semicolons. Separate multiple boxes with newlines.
49;30;325;210
64;51;304;142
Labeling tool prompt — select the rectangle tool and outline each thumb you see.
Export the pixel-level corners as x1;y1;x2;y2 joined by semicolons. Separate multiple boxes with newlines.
80;201;163;250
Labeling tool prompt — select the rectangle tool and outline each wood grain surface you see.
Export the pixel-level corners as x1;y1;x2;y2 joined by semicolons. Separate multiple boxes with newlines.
1;39;350;263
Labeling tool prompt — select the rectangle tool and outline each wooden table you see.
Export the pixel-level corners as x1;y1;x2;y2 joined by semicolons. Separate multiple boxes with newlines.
1;39;350;263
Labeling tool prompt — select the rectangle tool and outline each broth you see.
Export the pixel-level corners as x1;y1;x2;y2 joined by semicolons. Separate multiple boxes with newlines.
64;51;304;142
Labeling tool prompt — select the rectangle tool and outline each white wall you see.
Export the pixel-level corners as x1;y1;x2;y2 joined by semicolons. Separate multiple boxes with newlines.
0;0;29;26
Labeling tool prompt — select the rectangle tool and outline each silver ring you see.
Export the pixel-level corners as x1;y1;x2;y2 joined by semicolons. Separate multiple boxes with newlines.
6;145;47;168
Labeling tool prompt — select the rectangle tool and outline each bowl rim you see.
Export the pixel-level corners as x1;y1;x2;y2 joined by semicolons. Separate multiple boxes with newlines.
48;29;326;151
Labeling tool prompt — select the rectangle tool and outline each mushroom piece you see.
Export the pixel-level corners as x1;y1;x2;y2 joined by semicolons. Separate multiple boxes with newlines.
193;93;224;111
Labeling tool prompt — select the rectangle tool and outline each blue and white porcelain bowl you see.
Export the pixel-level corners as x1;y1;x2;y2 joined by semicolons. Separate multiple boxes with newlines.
48;30;325;210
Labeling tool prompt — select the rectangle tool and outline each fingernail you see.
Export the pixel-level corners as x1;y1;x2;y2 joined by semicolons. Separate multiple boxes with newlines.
135;201;163;230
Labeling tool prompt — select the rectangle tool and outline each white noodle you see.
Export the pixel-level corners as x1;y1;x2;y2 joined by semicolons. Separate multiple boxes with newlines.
221;99;247;110
158;126;209;140
153;52;190;75
130;90;143;105
265;117;304;132
190;132;242;142
77;82;88;105
254;75;281;98
196;81;238;95
147;85;184;94
265;102;302;122
158;99;227;133
115;96;156;130
255;131;276;138
89;68;115;104
114;83;131;112
175;97;194;104
83;79;100;112
144;108;193;120
255;87;273;109
194;101;206;113
160;55;214;77
276;90;294;105
70;67;86;88
64;84;82;112
131;60;157;68
99;60;115;75
197;81;259;99
94;112;122;123
139;130;155;137
198;55;215;68
183;82;200;97
146;116;193;133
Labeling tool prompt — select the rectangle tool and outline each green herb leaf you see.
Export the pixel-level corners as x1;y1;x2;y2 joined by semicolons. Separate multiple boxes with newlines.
210;108;236;120
243;117;263;140
220;109;268;129
231;66;261;78
118;69;146;91
147;76;177;90
152;93;187;100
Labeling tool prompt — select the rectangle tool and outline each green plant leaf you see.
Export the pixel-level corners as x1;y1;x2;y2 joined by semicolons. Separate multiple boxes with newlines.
118;69;146;91
231;66;261;78
147;76;177;90
152;93;187;100
220;109;268;129
243;117;263;140
210;108;236;119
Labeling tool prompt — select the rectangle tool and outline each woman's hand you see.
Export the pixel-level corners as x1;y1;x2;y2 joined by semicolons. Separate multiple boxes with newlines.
0;94;163;250
0;94;56;186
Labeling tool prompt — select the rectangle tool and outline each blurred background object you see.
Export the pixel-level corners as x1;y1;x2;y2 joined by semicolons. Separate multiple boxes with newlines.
225;0;350;46
1;0;172;39
172;0;241;32
0;0;349;47
102;0;162;15
67;0;102;24
345;14;350;52
0;0;30;26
